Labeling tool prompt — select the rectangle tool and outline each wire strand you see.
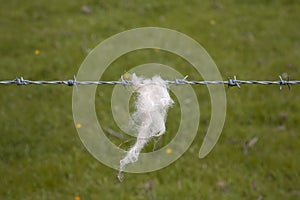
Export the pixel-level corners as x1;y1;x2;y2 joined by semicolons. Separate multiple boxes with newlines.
1;75;299;90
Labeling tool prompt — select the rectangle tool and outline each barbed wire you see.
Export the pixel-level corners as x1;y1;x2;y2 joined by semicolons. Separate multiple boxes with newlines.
1;75;300;90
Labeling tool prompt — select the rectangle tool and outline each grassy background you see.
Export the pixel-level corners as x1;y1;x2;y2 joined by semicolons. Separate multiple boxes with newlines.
1;0;300;199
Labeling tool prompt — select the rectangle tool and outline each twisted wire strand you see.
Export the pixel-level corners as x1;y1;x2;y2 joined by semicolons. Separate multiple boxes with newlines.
1;75;300;90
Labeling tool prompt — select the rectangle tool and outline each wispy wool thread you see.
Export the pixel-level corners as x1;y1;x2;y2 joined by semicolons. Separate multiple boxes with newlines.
118;74;174;181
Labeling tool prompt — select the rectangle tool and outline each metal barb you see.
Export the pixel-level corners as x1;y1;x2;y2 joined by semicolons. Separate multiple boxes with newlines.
227;75;240;88
120;75;130;87
174;75;188;84
67;76;75;86
15;77;27;85
279;75;290;90
73;75;78;91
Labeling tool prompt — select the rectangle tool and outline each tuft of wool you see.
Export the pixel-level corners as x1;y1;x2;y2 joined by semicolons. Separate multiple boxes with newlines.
118;74;174;181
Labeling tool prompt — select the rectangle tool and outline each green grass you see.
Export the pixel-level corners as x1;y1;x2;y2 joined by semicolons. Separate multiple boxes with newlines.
1;0;300;199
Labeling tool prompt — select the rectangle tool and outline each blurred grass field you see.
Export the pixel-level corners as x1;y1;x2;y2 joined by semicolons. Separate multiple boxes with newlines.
1;0;300;199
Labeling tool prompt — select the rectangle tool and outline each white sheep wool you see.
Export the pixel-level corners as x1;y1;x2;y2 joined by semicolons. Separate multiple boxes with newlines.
118;74;174;181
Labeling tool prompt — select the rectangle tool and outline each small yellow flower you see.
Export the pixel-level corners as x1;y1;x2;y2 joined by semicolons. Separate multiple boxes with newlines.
34;49;40;55
166;148;172;154
123;73;131;80
74;196;81;200
76;123;82;129
209;19;216;25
